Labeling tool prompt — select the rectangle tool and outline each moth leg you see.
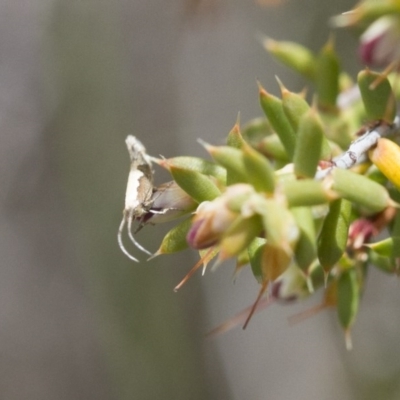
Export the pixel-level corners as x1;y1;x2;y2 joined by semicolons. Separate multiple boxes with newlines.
127;212;153;256
117;216;139;262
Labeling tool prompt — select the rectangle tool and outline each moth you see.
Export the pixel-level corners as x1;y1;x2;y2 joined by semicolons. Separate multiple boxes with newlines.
117;135;158;261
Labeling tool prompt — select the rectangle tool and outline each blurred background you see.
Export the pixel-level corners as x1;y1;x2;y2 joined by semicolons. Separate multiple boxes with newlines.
2;0;400;399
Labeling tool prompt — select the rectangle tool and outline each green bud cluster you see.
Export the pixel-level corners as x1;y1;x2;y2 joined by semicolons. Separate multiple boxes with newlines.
135;0;400;348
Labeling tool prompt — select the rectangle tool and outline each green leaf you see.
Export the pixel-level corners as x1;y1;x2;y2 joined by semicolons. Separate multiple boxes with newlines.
281;85;310;132
368;247;397;274
258;133;289;162
292;207;317;272
242;142;275;193
201;142;248;185
170;166;221;203
259;84;296;160
367;237;393;257
226;119;245;149
293;108;324;178
155;218;192;255
358;69;396;122
316;37;340;112
337;268;360;349
248;237;267;283
283;179;336;207
331;168;394;213
263;38;316;80
242;118;274;146
317;199;352;273
161;156;226;182
256;198;299;249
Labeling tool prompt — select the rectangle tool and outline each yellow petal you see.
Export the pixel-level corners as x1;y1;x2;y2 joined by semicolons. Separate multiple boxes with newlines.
369;138;400;188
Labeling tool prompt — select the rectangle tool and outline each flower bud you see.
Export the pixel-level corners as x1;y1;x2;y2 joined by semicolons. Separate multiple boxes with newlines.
348;218;377;250
332;3;400;29
186;184;254;249
187;200;237;249
219;215;263;260
359;16;400;67
271;264;310;302
369;138;400;188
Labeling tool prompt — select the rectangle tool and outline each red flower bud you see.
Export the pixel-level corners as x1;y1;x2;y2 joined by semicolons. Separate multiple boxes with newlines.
359;16;400;67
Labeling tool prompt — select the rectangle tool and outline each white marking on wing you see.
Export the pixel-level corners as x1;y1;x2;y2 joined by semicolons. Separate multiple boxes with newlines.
125;169;144;209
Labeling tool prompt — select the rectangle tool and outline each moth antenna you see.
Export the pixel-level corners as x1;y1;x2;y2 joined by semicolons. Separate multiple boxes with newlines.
127;214;153;256
118;218;139;262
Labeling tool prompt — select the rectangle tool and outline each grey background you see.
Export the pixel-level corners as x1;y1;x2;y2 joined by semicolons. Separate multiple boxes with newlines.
2;0;400;399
